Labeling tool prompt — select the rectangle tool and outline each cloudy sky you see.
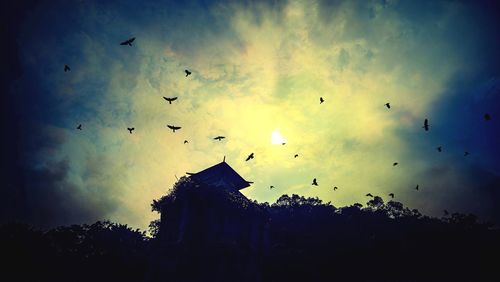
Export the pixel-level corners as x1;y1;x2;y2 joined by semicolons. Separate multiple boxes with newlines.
2;0;499;230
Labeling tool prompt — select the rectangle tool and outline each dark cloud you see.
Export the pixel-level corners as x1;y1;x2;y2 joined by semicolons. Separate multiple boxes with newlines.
2;0;500;229
419;163;500;225
0;0;120;228
1;121;120;228
0;0;38;225
386;0;500;224
21;159;114;228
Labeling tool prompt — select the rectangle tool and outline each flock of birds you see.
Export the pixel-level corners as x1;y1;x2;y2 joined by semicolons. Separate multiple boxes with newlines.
69;36;493;215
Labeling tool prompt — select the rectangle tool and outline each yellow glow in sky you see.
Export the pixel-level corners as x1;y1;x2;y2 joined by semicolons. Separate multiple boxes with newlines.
23;0;486;230
271;131;287;145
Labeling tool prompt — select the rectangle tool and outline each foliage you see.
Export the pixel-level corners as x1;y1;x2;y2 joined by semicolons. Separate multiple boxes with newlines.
2;178;499;281
1;221;149;281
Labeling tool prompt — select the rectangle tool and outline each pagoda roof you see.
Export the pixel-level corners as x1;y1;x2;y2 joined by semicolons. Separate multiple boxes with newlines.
187;161;252;191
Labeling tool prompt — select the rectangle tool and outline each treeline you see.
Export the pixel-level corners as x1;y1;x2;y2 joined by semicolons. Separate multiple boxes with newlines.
2;178;499;281
1;221;150;281
148;178;500;281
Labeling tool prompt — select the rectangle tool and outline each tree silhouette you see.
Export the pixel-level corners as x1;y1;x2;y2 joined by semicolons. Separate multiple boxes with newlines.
2;179;499;281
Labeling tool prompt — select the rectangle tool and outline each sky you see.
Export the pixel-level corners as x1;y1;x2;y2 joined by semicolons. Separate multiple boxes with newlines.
1;0;499;231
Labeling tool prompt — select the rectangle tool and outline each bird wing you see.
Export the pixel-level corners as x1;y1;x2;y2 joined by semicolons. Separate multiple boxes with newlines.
120;38;134;45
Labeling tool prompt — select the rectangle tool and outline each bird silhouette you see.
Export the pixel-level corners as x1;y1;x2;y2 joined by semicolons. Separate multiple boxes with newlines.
76;124;82;130
294;154;299;158
127;127;135;134
64;65;71;72
484;113;491;121
320;97;324;104
312;178;318;186
246;153;254;161
282;142;286;145
270;185;274;189
185;70;191;77
437;146;442;152
444;210;449;216
184;140;188;144
167;125;181;132
333;186;338;191
464;151;469;156
393;162;399;166
385;103;390;109
214;136;225;141
120;37;135;46
388;193;394;199
422;118;429;131
366;193;373;197
415;185;419;190
163;97;178;104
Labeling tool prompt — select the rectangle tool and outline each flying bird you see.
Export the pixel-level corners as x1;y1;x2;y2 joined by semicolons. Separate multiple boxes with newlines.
385;103;390;109
320;97;324;104
415;185;419;191
312;178;318;186
184;140;188;144
333;186;338;191
163;97;178;104
185;70;191;77
422;118;429;131
366;193;373;197
127;127;135;134
246;153;254;161
270;185;275;189
464;151;469;156
437;146;442;152
120;37;135;46
64;65;71;72
484;113;491;121
294;154;299;158
393;162;399;166
76;124;82;130
214;136;225;141
282;142;286;145
167;125;181;132
388;193;394;199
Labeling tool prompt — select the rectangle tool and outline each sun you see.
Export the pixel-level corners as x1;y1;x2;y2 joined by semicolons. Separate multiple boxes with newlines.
271;131;287;145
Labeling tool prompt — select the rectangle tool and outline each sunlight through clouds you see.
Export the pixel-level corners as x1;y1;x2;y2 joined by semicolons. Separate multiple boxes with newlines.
14;0;500;229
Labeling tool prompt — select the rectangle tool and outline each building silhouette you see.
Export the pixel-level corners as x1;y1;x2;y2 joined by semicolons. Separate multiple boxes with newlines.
149;161;269;281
